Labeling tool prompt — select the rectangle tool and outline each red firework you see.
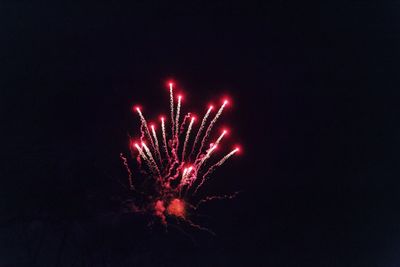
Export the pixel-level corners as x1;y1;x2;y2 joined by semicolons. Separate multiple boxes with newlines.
121;80;241;231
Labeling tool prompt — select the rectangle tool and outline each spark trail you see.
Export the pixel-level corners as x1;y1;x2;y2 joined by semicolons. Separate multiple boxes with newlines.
151;124;162;164
212;129;227;151
195;129;227;169
136;108;157;155
196;100;228;161
134;143;153;173
182;116;195;162
120;153;134;190
169;82;175;137
175;95;182;138
189;106;213;160
160;116;170;159
142;142;161;177
194;147;239;193
121;80;242;232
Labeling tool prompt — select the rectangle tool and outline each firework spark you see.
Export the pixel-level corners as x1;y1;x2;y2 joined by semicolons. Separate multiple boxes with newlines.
189;105;213;160
196;100;228;160
175;94;182;138
169;82;175;137
150;124;162;164
182;116;195;162
122;80;241;231
160;116;170;159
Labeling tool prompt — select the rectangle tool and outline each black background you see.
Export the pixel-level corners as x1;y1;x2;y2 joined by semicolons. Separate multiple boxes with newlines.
1;2;400;266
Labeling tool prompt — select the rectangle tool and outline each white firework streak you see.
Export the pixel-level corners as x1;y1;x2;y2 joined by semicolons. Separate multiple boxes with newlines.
194;130;226;171
150;125;162;164
136;108;157;157
172;113;189;164
181;167;194;184
194;148;238;193
214;130;227;146
175;95;182;138
179;166;194;194
142;142;161;177
181;116;195;161
196;144;217;171
182;168;188;180
161;117;170;159
169;83;175;137
134;143;156;175
189;106;213;160
196;101;227;160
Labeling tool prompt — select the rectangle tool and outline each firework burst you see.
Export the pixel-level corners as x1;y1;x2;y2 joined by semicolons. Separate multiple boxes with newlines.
121;80;241;232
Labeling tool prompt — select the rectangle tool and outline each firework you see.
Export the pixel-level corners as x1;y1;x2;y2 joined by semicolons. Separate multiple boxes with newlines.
122;80;241;231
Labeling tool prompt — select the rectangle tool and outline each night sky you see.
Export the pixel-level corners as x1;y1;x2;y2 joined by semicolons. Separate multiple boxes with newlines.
1;2;400;266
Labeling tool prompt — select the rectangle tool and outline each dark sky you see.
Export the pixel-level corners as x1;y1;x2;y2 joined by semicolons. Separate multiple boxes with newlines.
1;2;400;266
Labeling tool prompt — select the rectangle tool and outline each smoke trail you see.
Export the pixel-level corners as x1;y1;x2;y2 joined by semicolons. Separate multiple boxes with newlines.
189;106;213;160
120;153;134;190
185;219;216;235
194;192;240;209
196;101;227;160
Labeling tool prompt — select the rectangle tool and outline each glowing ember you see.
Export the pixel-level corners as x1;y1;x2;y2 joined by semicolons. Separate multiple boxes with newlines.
154;200;166;224
120;80;242;231
167;198;186;218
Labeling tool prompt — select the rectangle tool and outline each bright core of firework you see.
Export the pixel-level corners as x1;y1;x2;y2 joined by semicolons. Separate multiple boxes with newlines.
121;80;241;229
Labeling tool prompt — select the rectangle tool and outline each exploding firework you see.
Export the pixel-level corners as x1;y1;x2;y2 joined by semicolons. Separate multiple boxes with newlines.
121;80;241;232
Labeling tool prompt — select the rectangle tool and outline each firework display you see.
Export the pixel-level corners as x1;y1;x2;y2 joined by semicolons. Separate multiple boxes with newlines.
121;81;241;230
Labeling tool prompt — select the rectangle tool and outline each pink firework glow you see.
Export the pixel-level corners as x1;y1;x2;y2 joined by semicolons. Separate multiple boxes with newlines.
121;80;241;232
